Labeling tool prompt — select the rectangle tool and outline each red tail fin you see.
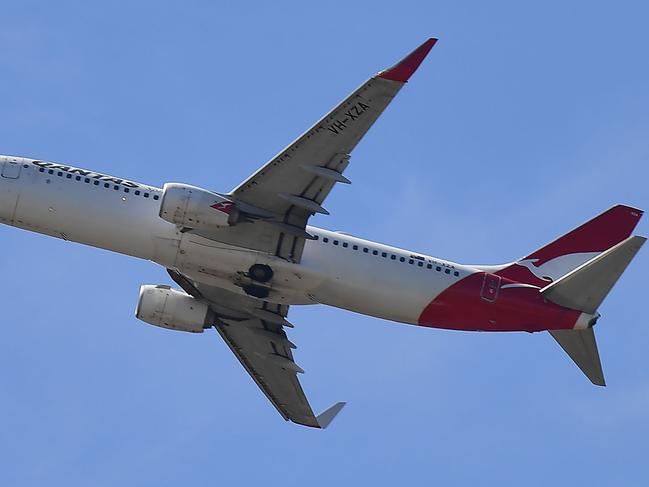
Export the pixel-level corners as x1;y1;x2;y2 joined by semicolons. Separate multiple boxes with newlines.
497;205;643;286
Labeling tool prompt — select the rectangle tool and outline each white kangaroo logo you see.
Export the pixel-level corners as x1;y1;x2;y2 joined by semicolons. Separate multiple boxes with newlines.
516;252;600;282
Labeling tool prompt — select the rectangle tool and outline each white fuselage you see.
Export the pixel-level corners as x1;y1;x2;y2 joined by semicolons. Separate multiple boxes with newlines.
0;156;478;325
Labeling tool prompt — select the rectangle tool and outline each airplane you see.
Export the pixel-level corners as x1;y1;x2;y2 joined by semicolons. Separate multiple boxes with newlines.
0;38;645;429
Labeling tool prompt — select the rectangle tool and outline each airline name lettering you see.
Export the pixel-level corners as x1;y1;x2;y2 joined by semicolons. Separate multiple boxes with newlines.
32;161;140;189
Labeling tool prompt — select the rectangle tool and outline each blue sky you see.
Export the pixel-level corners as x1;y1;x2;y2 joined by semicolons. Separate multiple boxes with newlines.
1;1;648;485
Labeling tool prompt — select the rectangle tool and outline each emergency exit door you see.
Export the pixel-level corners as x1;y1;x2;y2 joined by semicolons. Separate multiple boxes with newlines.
1;157;23;179
480;273;501;302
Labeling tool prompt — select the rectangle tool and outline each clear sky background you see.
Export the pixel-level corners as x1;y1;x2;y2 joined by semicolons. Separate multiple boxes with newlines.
1;1;648;485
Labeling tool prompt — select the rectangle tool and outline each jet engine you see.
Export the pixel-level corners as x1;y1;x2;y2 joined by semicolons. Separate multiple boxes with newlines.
135;285;214;333
159;183;240;231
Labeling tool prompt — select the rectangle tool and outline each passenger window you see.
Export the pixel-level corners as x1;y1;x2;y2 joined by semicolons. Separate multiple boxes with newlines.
391;255;396;260
381;252;387;258
39;168;45;173
144;193;149;198
353;245;358;250
454;271;459;276
400;257;405;262
85;178;90;183
93;180;99;185
313;235;319;240
427;264;432;269
104;183;110;188
66;174;72;179
135;190;141;195
372;250;378;255
114;185;119;190
409;259;414;265
333;240;339;245
57;172;63;177
436;266;441;272
445;268;451;274
153;195;159;200
48;169;54;174
75;176;81;181
342;242;348;248
363;248;368;253
418;262;424;267
124;188;130;193
323;237;329;243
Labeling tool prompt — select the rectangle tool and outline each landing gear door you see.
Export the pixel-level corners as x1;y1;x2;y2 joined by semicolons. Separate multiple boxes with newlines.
480;273;501;302
1;157;23;179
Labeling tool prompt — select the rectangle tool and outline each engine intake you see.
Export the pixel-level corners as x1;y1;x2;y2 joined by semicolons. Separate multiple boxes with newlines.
159;183;239;231
135;285;214;333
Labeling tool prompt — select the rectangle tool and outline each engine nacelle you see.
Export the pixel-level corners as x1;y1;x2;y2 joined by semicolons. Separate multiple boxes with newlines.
135;285;214;333
159;183;239;231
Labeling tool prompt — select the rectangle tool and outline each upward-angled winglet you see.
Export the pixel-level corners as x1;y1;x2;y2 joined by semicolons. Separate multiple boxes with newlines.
378;38;438;82
316;402;346;429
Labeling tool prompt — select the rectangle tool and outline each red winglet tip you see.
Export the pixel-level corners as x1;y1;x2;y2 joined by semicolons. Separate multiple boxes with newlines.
378;38;438;82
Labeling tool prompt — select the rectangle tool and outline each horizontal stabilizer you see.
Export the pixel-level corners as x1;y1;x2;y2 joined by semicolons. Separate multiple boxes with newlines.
541;235;646;313
316;402;346;429
549;328;605;386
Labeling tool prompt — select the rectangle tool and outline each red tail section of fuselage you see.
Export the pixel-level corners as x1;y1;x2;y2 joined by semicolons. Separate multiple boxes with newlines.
418;272;582;332
418;205;643;332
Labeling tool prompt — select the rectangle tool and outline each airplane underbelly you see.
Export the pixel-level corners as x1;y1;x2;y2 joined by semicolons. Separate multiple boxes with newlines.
301;248;446;324
174;233;326;305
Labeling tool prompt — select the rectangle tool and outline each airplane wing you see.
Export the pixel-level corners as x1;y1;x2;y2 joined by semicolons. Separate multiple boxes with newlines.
206;38;437;262
168;270;344;428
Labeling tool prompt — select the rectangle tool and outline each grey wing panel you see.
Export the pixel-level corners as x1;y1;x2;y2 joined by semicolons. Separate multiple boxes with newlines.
168;270;321;427
230;75;404;217
230;37;438;218
215;315;319;427
222;77;401;262
202;77;402;262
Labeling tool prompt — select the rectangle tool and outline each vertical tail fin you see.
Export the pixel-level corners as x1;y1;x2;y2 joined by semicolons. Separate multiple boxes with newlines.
497;205;643;286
